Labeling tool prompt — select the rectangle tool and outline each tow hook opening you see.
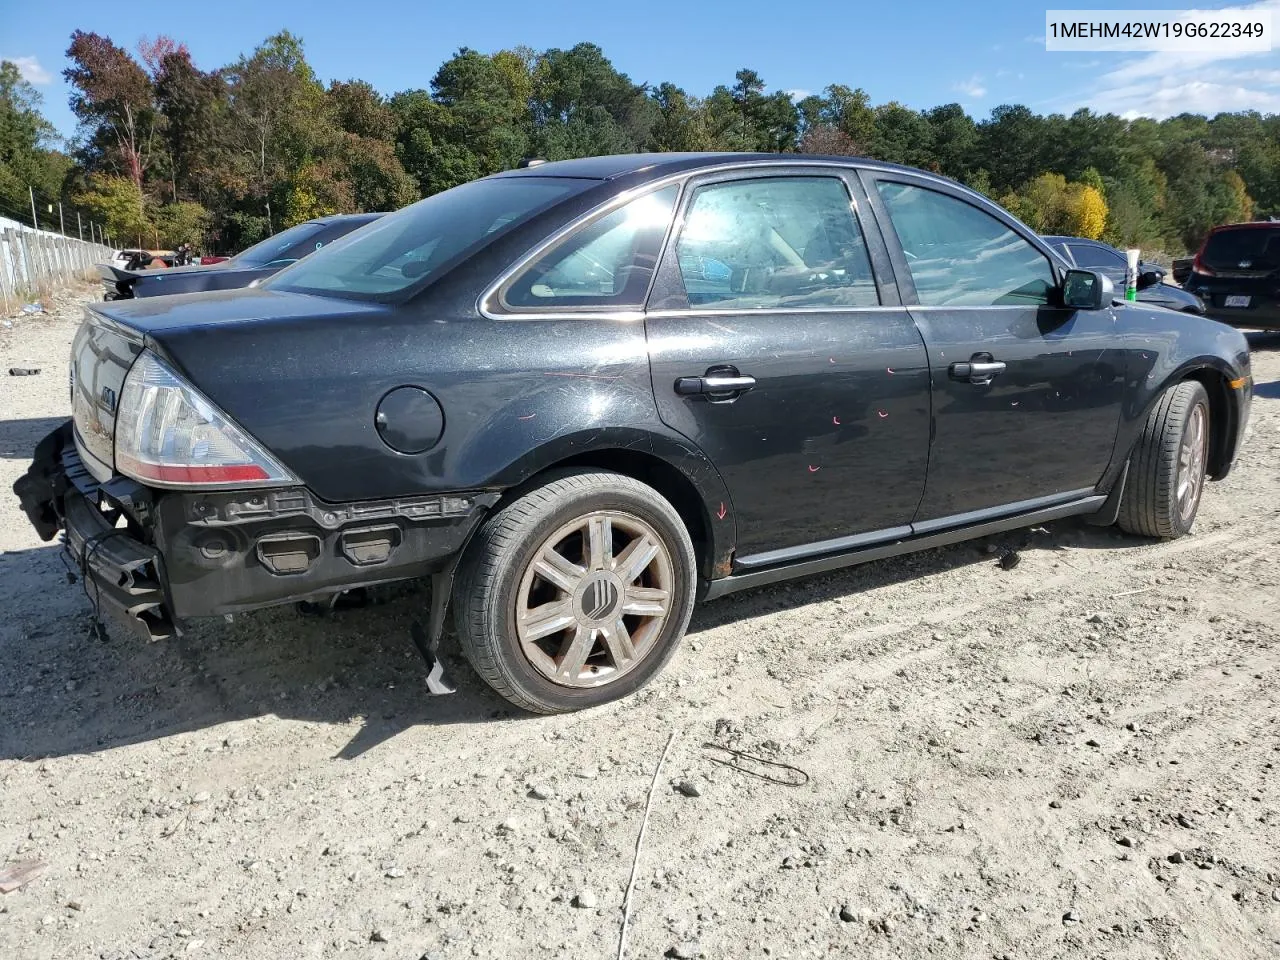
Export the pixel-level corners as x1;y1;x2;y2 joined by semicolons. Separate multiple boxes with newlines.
256;532;322;575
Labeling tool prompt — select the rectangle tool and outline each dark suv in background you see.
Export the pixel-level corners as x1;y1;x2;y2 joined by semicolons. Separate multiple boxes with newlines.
1183;222;1280;329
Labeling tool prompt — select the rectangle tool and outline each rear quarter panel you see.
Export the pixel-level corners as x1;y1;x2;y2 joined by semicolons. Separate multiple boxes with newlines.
149;305;735;571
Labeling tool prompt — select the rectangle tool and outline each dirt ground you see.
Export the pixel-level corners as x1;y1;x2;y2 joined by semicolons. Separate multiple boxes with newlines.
2;290;1278;960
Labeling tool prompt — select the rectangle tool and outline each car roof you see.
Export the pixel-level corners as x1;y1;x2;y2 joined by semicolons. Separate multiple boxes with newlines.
311;212;386;225
490;152;949;183
1210;221;1280;231
1042;235;1100;245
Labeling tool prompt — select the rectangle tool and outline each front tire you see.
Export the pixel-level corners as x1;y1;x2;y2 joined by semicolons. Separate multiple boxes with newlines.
453;470;697;714
1117;380;1210;539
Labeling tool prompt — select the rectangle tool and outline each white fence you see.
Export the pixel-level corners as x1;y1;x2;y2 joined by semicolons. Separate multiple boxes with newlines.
0;215;113;313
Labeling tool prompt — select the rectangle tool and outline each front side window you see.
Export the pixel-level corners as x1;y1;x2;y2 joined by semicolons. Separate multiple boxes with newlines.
266;177;593;301
877;181;1055;307
673;176;879;311
501;185;679;310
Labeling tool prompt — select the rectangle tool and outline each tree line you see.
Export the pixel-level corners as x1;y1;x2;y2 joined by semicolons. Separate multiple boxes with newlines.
2;32;1277;255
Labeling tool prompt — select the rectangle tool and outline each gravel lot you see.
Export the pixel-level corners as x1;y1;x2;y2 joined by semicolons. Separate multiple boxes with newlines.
2;290;1278;960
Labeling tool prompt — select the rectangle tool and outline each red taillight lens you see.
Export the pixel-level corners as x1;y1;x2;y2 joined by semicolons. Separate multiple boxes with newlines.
1192;252;1215;277
115;351;296;489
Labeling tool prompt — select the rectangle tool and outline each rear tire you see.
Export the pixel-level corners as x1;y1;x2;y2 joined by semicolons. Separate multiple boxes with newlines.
453;470;696;714
1117;380;1210;539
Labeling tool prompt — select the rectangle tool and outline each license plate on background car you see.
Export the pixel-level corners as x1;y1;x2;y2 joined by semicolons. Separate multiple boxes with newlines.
1224;295;1251;307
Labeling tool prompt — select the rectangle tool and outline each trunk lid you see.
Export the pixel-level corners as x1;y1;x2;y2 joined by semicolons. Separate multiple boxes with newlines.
69;288;387;480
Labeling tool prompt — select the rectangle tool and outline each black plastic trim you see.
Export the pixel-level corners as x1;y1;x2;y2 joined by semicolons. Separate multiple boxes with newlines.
704;495;1106;599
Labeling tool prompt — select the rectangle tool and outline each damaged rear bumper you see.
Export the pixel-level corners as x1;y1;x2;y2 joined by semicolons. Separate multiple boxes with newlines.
14;422;496;640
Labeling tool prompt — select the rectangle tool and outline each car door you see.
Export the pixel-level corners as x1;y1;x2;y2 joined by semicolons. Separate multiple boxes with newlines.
645;168;931;564
862;172;1125;526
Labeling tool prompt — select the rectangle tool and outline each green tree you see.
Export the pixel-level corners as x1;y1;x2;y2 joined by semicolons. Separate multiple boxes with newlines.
979;105;1046;192
75;173;150;244
925;104;978;180
0;60;71;214
647;83;708;152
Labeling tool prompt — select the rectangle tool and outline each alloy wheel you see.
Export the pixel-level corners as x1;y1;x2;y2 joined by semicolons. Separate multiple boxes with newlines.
515;511;674;688
1176;402;1208;524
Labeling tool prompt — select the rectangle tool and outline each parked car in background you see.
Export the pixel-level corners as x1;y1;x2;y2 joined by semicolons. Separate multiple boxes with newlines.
1172;256;1194;285
1183;221;1280;329
1044;236;1205;314
18;153;1251;714
96;213;384;300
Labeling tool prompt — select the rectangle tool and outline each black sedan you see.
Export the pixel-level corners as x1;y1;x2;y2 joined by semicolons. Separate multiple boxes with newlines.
17;153;1252;714
1043;235;1205;314
96;213;383;300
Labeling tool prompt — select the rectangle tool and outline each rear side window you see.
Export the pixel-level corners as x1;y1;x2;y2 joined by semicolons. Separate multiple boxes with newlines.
1068;242;1125;272
877;181;1055;307
232;222;327;267
501;185;679;311
673;177;879;310
266;177;592;301
1201;227;1280;270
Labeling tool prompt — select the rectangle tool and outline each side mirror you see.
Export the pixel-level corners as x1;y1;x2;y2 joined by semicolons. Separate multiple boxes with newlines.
1137;268;1162;290
1062;269;1114;310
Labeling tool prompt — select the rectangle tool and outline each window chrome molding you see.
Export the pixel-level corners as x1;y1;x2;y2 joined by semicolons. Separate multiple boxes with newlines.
476;158;959;323
645;304;908;319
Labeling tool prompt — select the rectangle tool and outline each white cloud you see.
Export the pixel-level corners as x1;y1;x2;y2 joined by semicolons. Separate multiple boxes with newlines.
784;88;812;101
3;55;52;84
1049;0;1280;118
952;75;987;98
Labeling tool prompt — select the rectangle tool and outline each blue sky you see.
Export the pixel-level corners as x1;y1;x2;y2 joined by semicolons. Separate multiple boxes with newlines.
3;0;1278;141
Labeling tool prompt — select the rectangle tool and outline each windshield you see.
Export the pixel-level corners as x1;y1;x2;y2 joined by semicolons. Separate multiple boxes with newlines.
1202;226;1280;271
265;177;592;301
231;221;328;268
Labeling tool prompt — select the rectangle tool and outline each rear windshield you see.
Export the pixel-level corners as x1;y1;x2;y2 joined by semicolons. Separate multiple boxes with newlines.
232;221;328;267
1202;226;1280;270
265;177;593;301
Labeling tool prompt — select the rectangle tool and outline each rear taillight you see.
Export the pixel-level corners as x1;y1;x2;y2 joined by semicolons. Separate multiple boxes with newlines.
1192;252;1215;277
115;350;296;489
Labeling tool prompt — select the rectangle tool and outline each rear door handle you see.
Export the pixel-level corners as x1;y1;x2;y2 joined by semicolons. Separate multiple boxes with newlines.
949;357;1006;384
674;374;756;396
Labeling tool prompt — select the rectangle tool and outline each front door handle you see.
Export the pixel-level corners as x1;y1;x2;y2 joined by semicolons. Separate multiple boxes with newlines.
949;355;1006;384
674;373;756;397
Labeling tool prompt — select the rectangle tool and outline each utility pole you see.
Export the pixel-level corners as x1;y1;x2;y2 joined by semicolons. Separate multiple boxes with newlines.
77;211;83;241
59;203;66;235
29;186;39;230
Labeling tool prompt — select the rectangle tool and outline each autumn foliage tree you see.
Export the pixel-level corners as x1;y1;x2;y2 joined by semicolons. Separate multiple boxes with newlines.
36;29;1276;255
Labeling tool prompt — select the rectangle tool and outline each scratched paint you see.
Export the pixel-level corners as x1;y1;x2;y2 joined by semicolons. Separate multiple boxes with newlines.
716;502;727;520
807;465;821;473
517;414;536;421
832;416;841;425
877;409;889;418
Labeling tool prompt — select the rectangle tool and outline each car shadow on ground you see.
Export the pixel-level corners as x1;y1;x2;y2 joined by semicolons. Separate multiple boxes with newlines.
0;415;67;460
1;518;1145;764
0;560;518;763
